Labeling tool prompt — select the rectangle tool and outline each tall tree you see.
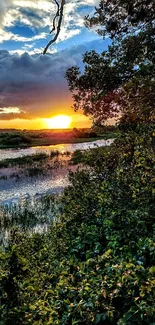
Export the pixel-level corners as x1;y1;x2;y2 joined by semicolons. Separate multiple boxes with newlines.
66;0;155;128
85;0;155;38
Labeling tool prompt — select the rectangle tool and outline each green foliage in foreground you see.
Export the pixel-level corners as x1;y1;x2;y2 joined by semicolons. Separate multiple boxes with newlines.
0;129;155;325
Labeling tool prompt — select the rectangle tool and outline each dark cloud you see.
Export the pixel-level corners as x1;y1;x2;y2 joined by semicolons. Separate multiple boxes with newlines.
0;39;106;120
0;112;28;120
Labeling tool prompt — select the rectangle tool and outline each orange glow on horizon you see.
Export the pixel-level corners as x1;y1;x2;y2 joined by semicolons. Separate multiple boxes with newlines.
45;115;72;129
0;114;92;130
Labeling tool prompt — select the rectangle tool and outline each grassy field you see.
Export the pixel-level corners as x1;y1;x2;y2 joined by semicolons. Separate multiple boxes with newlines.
0;127;119;149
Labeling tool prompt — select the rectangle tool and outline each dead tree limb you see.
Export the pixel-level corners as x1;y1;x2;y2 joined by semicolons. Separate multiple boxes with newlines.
50;0;60;34
43;0;65;55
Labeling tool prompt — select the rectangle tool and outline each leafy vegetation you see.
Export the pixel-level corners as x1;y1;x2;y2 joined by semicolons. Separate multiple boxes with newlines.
0;132;32;147
70;150;84;165
0;133;155;324
0;0;155;324
66;1;155;127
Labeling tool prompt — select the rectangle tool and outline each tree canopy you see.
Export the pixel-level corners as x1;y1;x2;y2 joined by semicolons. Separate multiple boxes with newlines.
66;0;155;128
85;0;155;38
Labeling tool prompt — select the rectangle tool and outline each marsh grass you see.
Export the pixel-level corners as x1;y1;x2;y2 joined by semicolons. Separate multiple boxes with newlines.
70;150;84;165
0;153;49;168
0;194;60;246
50;150;60;158
0;151;70;181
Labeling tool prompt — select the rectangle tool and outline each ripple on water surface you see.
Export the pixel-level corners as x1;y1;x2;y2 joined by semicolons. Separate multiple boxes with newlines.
0;139;113;160
0;139;114;205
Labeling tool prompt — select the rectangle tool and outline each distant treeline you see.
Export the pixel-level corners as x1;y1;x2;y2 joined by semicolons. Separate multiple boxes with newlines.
0;132;32;146
27;128;98;139
0;126;119;147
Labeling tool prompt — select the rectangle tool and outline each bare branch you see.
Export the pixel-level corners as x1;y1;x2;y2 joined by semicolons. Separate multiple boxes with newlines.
43;0;65;55
50;0;60;34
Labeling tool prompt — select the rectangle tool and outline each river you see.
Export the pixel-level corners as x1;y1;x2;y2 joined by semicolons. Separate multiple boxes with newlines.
0;139;113;205
0;139;113;160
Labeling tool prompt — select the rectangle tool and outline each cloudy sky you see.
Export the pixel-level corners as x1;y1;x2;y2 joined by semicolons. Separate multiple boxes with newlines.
0;0;109;129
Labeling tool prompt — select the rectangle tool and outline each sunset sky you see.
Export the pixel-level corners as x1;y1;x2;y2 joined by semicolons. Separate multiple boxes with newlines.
0;0;109;129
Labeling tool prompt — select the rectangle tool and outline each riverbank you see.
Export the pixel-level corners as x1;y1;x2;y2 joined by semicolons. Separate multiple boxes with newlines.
0;135;118;149
0;128;119;149
0;137;103;149
0;139;114;205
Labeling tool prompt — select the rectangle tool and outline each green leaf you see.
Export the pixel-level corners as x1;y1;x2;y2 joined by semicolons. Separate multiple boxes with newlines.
149;266;155;274
123;312;133;321
95;314;101;324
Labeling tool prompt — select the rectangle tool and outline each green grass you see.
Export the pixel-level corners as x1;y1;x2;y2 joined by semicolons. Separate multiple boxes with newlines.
0;130;118;149
0;153;48;168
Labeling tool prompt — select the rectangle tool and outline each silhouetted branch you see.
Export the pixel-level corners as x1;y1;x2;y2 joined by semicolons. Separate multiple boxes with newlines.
50;0;60;34
43;0;65;55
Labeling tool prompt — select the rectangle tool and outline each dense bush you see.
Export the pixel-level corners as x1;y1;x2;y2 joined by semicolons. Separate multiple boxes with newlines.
0;128;155;324
0;0;155;323
0;133;32;146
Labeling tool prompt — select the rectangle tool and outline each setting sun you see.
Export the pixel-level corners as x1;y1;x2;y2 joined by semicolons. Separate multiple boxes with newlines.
46;115;72;129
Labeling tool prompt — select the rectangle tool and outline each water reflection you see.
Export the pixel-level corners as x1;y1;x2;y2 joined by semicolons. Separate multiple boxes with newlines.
0;194;59;247
0;139;113;160
0;166;77;205
0;139;114;205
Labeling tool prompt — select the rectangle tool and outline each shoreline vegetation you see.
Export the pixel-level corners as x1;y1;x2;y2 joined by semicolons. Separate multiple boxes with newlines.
0;150;71;183
1;0;155;323
1;134;155;324
0;127;119;149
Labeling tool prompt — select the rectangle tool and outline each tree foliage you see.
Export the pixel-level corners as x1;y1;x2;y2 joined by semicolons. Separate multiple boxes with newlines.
0;137;155;324
0;1;155;324
85;0;155;38
66;0;155;127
